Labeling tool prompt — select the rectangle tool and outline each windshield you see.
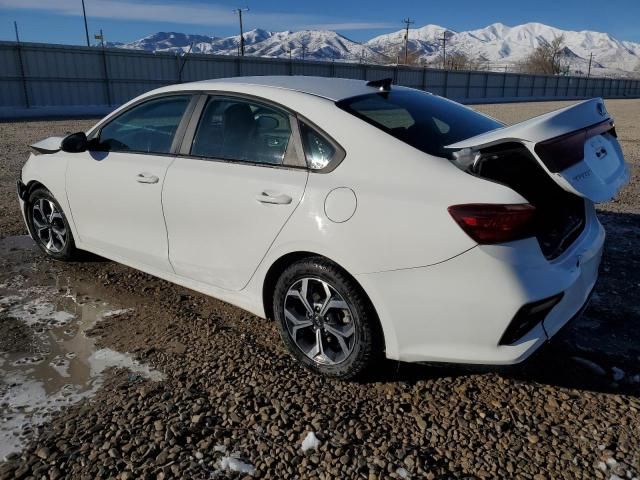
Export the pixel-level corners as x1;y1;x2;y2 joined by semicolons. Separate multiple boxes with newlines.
336;90;502;158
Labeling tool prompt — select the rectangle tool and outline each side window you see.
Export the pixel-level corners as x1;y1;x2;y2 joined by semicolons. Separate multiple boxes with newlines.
299;122;337;170
97;95;191;154
190;97;291;165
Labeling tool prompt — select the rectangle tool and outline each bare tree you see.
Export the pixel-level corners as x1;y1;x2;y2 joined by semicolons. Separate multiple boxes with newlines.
390;45;425;66
519;35;568;75
429;50;481;71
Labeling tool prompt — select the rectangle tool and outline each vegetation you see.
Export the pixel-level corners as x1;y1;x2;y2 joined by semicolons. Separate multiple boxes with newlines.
519;35;569;75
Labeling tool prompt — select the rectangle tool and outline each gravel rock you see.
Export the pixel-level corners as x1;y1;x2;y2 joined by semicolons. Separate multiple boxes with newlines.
1;102;640;478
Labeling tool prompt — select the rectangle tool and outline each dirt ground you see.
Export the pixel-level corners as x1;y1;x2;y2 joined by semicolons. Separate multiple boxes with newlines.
0;100;639;479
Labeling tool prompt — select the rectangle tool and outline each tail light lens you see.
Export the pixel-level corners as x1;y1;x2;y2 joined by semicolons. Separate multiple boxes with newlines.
448;203;537;244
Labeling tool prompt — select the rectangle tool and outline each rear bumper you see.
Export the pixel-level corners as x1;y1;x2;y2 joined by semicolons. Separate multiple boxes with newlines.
356;204;604;364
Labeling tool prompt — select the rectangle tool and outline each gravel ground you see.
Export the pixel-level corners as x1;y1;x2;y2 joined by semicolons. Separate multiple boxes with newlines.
0;100;639;479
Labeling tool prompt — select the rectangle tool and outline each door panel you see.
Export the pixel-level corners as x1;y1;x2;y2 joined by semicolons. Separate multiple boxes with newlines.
163;159;307;290
65;94;193;272
66;151;174;271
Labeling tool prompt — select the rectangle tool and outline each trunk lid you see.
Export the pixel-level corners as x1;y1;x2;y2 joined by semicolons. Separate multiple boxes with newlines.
447;98;629;203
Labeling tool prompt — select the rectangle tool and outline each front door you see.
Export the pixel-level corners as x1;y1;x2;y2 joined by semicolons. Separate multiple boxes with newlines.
66;94;193;272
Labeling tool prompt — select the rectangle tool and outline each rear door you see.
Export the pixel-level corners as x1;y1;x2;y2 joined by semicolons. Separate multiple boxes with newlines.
162;95;308;291
447;98;629;203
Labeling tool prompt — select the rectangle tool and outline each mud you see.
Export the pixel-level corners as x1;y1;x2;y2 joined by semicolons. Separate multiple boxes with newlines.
0;101;639;479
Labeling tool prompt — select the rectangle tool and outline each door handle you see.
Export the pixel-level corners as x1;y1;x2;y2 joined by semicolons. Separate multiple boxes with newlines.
136;173;159;184
256;192;292;205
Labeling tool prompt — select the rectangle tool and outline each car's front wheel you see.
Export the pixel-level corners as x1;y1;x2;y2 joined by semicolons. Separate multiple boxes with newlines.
273;257;382;379
26;187;78;261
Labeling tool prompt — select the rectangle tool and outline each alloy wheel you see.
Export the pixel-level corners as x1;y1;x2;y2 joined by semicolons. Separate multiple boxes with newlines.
283;277;356;365
31;198;67;253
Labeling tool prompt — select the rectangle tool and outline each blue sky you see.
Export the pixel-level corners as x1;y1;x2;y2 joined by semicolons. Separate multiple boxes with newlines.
1;0;639;44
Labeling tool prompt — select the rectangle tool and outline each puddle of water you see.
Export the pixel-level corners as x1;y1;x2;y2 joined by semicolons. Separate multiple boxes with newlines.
0;236;163;460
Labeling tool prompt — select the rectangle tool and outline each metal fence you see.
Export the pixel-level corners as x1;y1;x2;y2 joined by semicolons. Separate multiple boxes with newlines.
1;40;639;118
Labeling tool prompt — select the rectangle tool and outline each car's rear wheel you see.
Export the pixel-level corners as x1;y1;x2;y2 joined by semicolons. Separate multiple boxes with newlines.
273;257;382;379
26;187;78;261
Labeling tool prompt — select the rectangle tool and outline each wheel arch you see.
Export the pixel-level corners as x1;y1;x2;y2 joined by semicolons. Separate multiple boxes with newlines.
261;251;386;353
25;179;48;198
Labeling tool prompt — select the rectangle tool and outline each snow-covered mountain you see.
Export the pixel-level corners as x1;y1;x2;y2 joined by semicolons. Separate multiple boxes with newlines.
367;22;640;75
107;29;383;62
106;22;640;76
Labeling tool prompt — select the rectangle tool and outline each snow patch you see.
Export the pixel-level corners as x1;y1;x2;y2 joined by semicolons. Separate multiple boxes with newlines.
397;467;410;478
89;349;165;382
301;431;320;452
101;308;134;318
218;456;255;475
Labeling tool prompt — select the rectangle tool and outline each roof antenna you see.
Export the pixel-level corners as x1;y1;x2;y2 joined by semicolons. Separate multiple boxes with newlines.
366;78;392;92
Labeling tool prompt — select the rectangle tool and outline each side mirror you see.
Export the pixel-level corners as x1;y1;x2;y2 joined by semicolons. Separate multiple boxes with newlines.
61;132;88;153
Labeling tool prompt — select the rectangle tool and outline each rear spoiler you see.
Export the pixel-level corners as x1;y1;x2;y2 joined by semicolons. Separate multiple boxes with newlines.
446;98;611;150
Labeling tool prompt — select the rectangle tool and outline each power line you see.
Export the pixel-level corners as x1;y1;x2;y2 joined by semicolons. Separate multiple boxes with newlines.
232;7;249;56
402;17;414;65
81;0;90;47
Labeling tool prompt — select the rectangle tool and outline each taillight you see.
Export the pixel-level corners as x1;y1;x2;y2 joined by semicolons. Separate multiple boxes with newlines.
448;203;537;244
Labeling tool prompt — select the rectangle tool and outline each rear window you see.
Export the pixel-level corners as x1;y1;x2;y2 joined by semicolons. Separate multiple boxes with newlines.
336;90;502;158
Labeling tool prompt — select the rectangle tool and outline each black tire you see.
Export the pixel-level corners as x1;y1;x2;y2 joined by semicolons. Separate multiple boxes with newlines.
26;187;78;261
273;257;383;379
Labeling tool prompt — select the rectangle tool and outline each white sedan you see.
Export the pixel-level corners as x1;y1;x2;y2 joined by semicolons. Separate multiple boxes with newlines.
17;76;629;379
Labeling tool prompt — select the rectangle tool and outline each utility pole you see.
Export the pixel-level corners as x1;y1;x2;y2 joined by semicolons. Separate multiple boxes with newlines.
94;28;105;48
402;17;414;65
81;0;90;47
441;31;447;69
233;7;249;56
587;52;593;78
13;21;20;42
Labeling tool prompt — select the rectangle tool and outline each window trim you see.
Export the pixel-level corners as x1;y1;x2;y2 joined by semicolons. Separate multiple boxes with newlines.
87;93;198;157
296;114;346;173
87;88;347;172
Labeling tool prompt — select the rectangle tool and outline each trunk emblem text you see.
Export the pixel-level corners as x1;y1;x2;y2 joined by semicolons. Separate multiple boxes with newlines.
573;169;592;181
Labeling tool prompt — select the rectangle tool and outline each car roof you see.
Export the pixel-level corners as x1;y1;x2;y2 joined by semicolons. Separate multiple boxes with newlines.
173;76;404;102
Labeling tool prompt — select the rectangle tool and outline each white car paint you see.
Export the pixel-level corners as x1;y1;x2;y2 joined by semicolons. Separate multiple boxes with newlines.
18;76;628;365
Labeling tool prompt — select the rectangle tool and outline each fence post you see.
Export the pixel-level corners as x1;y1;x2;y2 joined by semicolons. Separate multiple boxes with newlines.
361;64;367;81
421;66;427;91
101;46;112;106
543;75;548;98
530;76;535;98
515;74;521;98
15;42;30;108
443;70;449;98
501;72;507;99
465;71;471;99
483;72;489;98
